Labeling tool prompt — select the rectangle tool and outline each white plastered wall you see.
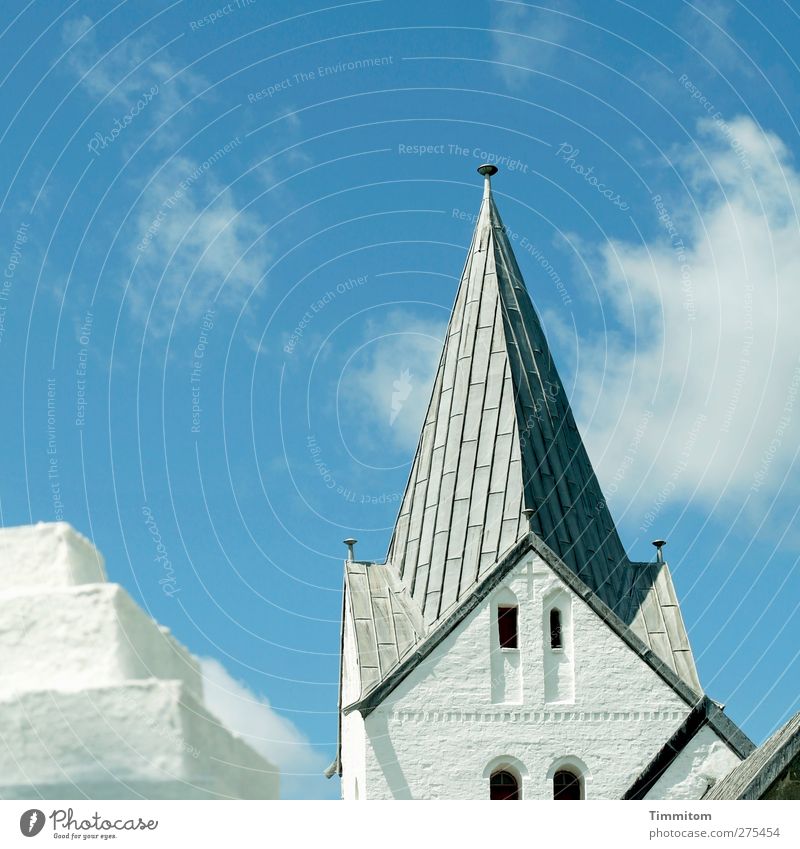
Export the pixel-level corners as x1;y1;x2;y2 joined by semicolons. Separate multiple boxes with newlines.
0;522;279;800
0;584;201;699
0;522;105;592
644;724;742;800
340;592;366;800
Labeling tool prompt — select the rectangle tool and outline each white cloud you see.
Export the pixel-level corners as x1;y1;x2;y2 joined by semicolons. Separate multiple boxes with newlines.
567;116;800;527
491;0;574;85
342;311;447;454
129;152;268;329
61;16;269;330
200;657;336;800
62;14;206;136
678;0;750;78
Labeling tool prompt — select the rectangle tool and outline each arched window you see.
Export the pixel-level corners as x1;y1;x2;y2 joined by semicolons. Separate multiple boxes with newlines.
553;768;582;800
549;608;563;649
490;769;520;800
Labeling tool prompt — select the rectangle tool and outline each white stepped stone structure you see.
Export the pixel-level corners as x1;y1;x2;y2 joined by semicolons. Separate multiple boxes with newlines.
328;166;762;801
0;522;279;800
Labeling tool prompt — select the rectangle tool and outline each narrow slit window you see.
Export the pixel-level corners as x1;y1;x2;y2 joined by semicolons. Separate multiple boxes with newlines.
490;769;519;800
550;608;563;649
497;606;518;649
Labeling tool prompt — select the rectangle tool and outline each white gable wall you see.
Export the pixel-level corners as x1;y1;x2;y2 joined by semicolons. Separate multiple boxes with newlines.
341;595;367;800
350;551;696;799
644;725;742;800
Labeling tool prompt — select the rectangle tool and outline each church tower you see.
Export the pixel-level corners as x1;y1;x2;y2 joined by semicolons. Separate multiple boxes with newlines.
328;166;753;800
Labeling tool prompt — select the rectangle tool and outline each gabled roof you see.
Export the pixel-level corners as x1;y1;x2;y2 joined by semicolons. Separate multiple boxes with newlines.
704;710;800;800
343;559;425;696
329;530;744;780
344;531;703;718
623;696;755;799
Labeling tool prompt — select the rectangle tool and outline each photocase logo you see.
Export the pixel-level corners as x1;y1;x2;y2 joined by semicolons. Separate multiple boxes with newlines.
390;369;413;425
19;809;45;837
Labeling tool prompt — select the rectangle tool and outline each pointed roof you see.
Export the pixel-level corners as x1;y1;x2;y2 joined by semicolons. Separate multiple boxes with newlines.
389;168;665;615
344;167;700;710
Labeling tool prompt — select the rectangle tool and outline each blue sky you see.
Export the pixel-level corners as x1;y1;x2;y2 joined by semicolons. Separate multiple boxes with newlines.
1;0;799;798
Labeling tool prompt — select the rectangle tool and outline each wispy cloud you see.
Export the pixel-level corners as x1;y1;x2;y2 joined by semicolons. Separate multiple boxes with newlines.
678;0;751;78
491;0;575;85
61;16;269;331
129;150;268;329
342;311;446;453
200;657;336;800
568;116;800;522
62;14;206;138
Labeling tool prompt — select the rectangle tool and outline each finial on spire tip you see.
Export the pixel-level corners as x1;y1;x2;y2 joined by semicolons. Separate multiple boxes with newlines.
478;164;497;199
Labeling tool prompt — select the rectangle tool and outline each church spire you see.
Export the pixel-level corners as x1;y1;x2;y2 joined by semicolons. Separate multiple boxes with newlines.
388;165;628;624
377;165;699;691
